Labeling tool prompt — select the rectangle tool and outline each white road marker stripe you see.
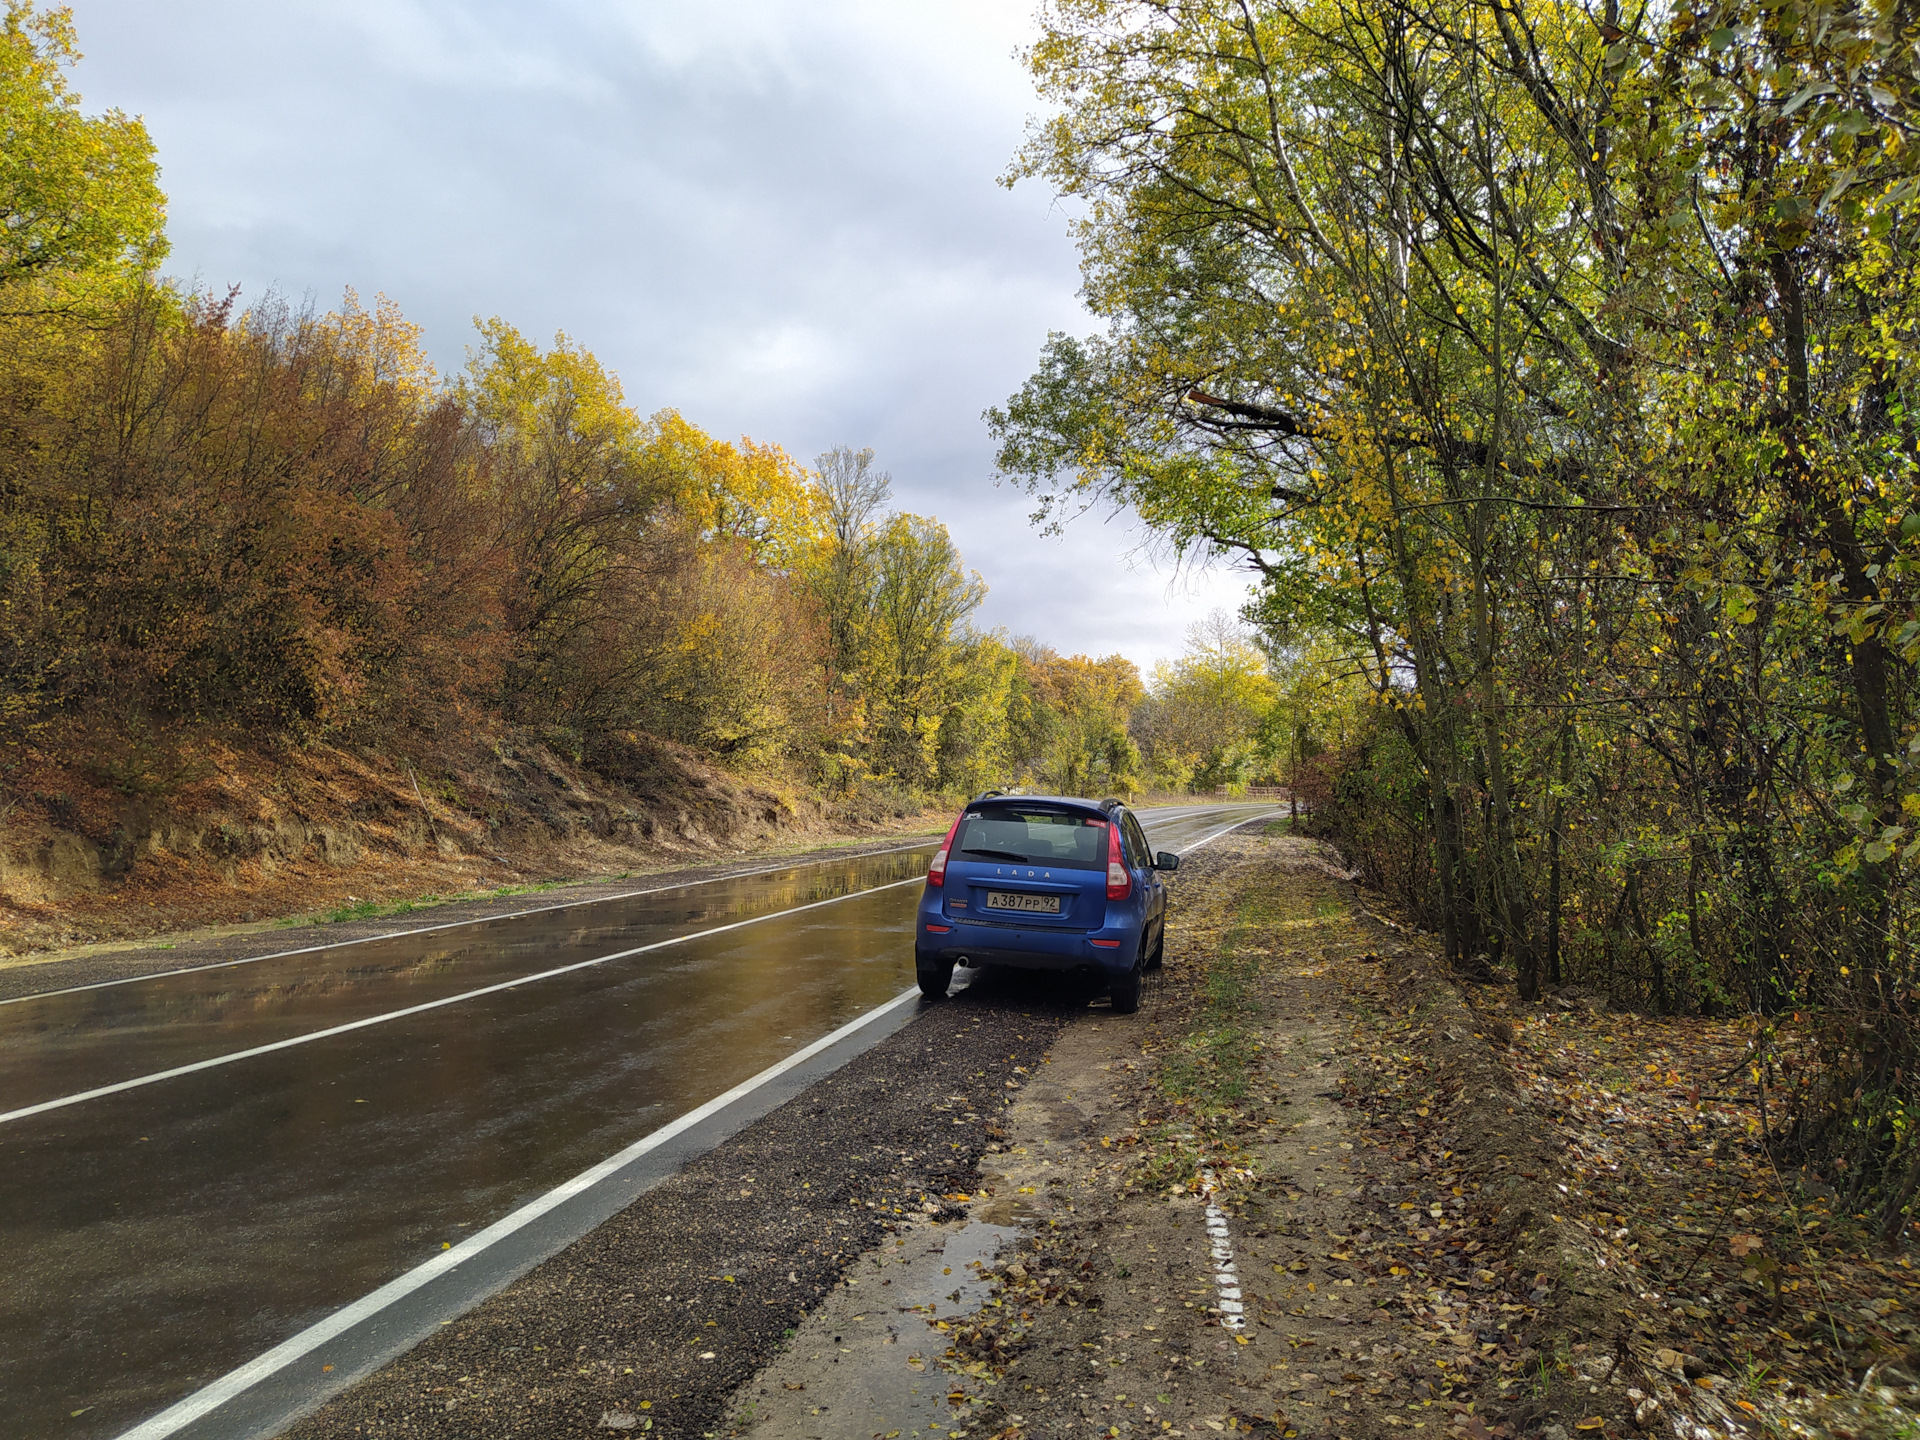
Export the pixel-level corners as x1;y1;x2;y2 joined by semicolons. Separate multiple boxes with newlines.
1200;1168;1247;1328
12;811;1238;1011
0;843;938;1007
112;984;922;1440
8;806;1263;1124
0;876;926;1127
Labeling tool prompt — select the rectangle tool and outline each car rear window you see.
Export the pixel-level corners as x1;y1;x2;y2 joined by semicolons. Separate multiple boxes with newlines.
954;808;1107;870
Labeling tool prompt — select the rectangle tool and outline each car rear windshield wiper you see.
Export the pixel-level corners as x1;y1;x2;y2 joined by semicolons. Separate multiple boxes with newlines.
959;847;1029;862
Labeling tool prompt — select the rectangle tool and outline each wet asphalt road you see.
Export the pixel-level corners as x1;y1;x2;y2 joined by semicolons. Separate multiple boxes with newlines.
284;975;1074;1440
0;804;1274;1440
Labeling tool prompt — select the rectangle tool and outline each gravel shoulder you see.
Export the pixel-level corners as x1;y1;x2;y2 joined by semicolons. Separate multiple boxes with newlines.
724;829;1592;1440
274;970;1095;1439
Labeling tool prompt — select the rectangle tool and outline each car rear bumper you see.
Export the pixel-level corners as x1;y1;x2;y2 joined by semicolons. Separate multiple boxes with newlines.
916;917;1138;975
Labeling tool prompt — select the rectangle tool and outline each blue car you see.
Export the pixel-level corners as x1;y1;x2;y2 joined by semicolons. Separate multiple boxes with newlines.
914;793;1180;1013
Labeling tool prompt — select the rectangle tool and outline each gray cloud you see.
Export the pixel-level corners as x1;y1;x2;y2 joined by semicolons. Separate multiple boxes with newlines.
71;0;1254;669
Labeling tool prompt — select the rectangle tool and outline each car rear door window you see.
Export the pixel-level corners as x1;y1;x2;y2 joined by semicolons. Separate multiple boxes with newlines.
955;809;1107;870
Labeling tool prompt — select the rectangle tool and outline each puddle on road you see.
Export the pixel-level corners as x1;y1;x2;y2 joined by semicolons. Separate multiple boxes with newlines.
728;1218;1023;1438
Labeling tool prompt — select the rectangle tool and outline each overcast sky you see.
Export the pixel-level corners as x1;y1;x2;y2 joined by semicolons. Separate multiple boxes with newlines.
68;0;1255;673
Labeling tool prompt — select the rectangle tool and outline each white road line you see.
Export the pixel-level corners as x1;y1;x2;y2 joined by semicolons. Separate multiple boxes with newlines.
1162;808;1282;855
8;814;1241;1010
5;807;1263;1124
0;842;938;1008
112;984;922;1440
0;876;926;1128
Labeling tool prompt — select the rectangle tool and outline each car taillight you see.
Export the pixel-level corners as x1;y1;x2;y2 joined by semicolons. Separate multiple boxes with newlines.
1106;821;1131;900
928;812;964;888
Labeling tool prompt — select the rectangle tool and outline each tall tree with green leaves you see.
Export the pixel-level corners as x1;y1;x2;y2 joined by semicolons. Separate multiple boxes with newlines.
0;3;166;309
991;0;1920;1210
865;513;987;785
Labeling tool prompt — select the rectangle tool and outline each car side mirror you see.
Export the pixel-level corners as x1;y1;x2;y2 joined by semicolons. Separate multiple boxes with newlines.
1154;852;1180;872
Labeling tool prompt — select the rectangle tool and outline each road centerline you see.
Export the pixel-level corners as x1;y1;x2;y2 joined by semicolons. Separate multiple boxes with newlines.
0;841;939;1008
0;809;1266;1126
110;983;925;1440
0;874;926;1128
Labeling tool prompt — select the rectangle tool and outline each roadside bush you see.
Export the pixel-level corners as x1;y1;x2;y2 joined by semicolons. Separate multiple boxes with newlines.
0;289;499;740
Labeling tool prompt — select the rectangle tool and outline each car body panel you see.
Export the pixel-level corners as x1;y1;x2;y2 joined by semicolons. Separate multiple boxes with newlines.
915;795;1169;980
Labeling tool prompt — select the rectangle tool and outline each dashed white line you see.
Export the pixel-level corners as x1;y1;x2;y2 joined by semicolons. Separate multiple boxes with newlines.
112;984;923;1440
1201;1171;1247;1328
0;876;926;1127
0;842;939;1007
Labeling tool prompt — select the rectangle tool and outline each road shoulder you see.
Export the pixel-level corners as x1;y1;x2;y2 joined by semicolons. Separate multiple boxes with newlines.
273;983;1071;1440
722;829;1591;1440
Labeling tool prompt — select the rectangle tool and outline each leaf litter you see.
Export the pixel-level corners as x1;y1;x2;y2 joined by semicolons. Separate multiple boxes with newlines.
900;829;1920;1440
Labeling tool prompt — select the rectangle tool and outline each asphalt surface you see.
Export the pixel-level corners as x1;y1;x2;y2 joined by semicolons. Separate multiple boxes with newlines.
0;803;1276;1440
281;975;1076;1440
0;837;940;1005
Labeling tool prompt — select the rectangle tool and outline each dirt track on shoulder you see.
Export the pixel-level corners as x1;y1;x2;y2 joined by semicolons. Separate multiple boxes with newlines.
727;831;1595;1440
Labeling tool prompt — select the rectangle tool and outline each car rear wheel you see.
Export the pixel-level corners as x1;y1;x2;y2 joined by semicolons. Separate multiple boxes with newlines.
1109;950;1143;1014
917;957;955;1000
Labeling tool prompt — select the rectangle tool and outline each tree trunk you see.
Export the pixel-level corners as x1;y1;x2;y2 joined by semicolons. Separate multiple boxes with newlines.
1541;721;1571;996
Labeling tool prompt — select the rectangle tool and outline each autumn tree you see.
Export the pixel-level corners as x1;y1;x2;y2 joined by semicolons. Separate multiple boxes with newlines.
864;513;988;786
993;0;1920;1211
1136;614;1276;793
0;287;491;744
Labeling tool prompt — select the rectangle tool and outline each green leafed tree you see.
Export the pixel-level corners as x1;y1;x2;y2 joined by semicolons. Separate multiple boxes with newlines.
865;512;988;786
1137;612;1276;793
989;0;1920;1213
0;3;166;309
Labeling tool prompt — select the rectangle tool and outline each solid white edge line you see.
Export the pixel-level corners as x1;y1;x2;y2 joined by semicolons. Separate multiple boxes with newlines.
1;842;940;1008
1166;806;1283;856
113;984;923;1440
100;801;1262;1436
0;876;927;1127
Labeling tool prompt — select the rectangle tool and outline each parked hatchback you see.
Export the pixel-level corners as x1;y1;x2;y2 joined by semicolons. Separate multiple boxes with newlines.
914;793;1179;1012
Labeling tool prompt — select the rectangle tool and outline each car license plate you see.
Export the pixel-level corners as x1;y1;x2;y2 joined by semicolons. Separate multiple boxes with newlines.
986;892;1060;914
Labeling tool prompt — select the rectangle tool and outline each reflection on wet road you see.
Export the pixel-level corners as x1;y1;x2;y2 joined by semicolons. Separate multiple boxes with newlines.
0;848;931;1114
0;803;1274;1440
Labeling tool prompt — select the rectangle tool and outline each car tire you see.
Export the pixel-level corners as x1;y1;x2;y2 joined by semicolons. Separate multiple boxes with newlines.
1144;928;1165;972
917;958;955;1001
1109;950;1143;1014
